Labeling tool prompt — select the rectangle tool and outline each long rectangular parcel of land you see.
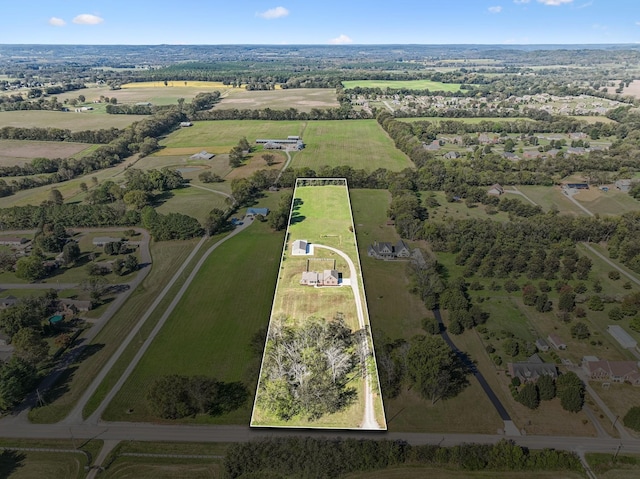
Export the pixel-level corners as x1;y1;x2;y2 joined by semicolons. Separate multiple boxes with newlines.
251;178;387;430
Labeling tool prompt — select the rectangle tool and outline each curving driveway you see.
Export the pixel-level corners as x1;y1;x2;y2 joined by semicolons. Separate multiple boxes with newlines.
313;244;381;430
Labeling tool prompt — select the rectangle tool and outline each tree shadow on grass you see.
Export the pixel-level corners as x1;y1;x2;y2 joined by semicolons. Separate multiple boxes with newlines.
209;382;249;416
0;450;25;478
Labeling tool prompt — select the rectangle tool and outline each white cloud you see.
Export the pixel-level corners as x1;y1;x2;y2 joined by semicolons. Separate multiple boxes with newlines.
489;6;503;13
537;0;573;5
514;0;530;4
48;17;66;27
257;7;289;20
72;14;104;25
329;34;353;45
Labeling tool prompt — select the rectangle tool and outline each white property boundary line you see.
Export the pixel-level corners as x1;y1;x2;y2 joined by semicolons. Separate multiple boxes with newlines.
250;178;387;430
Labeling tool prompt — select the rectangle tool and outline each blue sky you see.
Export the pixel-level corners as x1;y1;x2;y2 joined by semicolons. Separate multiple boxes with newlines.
1;1;639;45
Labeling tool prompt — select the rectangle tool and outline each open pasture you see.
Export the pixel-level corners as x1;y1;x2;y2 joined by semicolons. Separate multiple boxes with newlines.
218;88;338;111
102;198;284;424
294;120;413;171
572;186;640;216
160;119;305;152
0;110;147;131
155;186;228;222
342;79;462;92
0;139;94;165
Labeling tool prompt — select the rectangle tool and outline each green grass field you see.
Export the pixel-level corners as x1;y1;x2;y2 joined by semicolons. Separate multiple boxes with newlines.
0;110;147;131
159;120;305;153
515;185;586;215
293;120;413;171
155;186;228;223
342;80;463;92
101;195;284;423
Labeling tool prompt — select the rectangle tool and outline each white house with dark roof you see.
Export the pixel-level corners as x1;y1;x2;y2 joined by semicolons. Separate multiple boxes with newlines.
291;239;309;256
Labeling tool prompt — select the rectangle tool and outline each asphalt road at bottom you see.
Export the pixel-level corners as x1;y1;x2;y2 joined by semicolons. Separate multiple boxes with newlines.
433;309;512;422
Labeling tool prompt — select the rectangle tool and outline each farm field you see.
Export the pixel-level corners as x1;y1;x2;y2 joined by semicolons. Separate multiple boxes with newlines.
515;185;586;215
342;79;463;92
155;186;228;223
159;119;305;153
252;182;386;429
0;139;95;165
101;195;284;423
0;110;147;130
218;87;339;111
571;186;640;216
294;120;413;171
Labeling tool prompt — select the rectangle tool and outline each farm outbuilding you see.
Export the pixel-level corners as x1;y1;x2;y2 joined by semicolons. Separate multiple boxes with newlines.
190;150;215;160
607;325;638;350
291;239;309;256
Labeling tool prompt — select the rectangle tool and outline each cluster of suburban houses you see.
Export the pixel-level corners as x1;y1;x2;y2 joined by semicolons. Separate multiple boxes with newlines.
509;326;640;386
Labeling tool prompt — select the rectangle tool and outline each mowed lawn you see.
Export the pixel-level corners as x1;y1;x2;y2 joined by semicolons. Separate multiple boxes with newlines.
294;120;413;171
159;120;305;153
0;451;88;479
0;110;147;130
342;80;462;92
102;218;284;423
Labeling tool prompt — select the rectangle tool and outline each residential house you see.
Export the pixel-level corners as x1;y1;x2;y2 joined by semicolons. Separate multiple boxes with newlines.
300;269;340;287
0;237;28;247
566;147;586;156
523;151;542;159
535;338;550;352
423;140;441;151
368;241;395;260
583;357;640;385
0;296;18;309
564;183;589;190
487;184;505;196
395;240;411;258
570;132;587;140
245;208;269;219
615;179;633;192
444;151;461;159
59;298;92;312
502;152;519;160
180;121;193;127
547;333;567;350
93;237;123;247
508;354;558;383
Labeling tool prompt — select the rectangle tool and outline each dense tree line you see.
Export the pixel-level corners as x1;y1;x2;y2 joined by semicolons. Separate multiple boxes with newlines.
140;207;203;241
0;203;140;229
0;126;122;144
191;105;369;122
224;437;582;479
146;374;248;419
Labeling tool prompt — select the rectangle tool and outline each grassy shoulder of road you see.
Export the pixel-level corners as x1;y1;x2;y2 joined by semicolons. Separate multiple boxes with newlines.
95;192;284;423
0;438;102;479
293;120;413;171
344;467;584;479
586;453;640;479
28;238;201;424
101;456;223;479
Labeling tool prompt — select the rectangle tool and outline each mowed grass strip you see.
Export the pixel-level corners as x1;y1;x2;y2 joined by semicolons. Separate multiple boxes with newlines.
0;451;88;479
160;120;306;150
294;120;413;171
102;219;283;423
342;79;462;92
102;457;223;479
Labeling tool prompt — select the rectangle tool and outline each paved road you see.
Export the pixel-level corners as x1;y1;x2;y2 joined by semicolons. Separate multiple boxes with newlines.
314;244;381;430
582;242;640;287
564;190;595;217
433;309;518;436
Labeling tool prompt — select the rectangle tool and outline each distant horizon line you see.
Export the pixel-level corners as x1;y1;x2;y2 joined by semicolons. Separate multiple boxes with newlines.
1;42;639;47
